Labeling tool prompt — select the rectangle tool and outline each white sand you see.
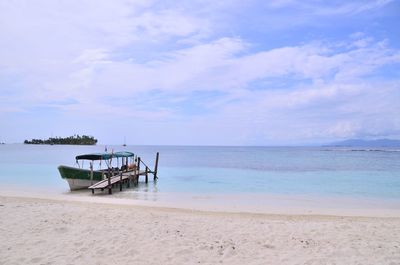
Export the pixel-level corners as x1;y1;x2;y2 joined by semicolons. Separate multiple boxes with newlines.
1;195;400;265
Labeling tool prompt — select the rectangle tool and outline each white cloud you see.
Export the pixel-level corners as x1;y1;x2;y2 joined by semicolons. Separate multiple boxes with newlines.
134;9;210;38
0;0;399;144
301;0;394;16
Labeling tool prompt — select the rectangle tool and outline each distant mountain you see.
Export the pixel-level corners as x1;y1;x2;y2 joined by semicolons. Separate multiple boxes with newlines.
326;139;400;147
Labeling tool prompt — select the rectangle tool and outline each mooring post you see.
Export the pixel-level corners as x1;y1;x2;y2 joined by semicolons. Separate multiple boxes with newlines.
119;171;123;191
137;157;141;172
154;152;159;180
108;168;112;194
133;167;135;186
90;161;94;185
145;166;148;183
127;171;131;188
132;166;136;186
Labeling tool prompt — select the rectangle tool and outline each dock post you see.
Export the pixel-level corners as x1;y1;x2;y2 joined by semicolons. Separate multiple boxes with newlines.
119;171;123;191
145;167;148;183
137;157;141;172
133;167;137;186
108;168;112;194
153;152;159;180
90;161;94;185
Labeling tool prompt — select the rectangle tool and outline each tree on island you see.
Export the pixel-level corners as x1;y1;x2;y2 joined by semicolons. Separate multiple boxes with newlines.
24;135;98;145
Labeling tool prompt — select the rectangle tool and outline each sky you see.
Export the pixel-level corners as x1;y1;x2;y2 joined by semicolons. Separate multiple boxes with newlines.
0;0;399;145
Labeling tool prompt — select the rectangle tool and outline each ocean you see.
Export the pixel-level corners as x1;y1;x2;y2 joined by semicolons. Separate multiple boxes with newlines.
1;144;400;211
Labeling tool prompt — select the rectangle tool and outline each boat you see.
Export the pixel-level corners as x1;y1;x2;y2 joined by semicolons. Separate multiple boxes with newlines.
58;151;136;190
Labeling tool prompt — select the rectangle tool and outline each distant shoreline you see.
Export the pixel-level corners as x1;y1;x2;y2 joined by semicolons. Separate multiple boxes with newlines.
325;138;400;148
24;143;96;146
24;135;97;145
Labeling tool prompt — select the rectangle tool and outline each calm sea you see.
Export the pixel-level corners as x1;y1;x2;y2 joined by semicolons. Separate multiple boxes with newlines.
1;144;400;202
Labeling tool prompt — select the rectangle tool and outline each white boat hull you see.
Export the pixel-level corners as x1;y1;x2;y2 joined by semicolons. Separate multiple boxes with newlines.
65;178;98;191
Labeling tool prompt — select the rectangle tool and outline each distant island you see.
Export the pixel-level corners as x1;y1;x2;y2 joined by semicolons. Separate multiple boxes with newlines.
326;138;400;147
24;135;98;145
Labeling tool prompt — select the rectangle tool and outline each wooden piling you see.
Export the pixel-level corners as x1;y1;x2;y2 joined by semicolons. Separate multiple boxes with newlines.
119;172;123;191
90;161;94;185
145;167;148;183
108;168;112;194
154;152;159;180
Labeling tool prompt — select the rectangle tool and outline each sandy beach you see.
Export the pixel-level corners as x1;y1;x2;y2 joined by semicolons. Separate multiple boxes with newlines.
1;195;399;265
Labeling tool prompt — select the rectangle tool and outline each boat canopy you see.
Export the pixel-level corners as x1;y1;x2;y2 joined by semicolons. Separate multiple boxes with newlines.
75;151;134;161
75;153;113;161
113;151;134;158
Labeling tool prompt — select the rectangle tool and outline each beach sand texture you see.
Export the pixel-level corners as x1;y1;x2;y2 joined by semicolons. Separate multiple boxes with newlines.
1;196;400;265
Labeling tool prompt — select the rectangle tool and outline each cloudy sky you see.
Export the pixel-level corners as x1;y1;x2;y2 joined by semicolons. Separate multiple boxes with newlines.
0;0;399;145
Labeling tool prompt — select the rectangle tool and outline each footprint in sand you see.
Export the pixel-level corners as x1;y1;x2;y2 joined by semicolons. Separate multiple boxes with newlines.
74;241;84;247
30;257;42;263
54;227;68;233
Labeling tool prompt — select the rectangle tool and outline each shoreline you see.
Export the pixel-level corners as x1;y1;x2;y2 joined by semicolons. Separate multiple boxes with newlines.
2;187;400;218
2;194;400;221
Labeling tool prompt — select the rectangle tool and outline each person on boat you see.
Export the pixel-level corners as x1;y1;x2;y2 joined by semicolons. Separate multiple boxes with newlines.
128;163;137;170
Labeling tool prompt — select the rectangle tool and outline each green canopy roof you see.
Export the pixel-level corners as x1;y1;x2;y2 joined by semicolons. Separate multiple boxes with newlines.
75;151;134;161
113;151;134;158
75;153;113;161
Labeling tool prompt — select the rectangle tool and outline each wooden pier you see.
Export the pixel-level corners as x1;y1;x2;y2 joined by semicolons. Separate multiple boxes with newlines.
88;152;159;195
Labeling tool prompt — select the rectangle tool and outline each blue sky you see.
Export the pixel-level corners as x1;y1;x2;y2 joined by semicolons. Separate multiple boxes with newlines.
0;0;399;145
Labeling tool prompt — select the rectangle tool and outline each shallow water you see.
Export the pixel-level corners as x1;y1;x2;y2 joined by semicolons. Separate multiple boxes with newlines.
1;144;400;203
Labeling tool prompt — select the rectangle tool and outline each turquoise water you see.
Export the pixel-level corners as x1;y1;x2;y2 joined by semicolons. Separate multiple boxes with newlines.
0;144;400;200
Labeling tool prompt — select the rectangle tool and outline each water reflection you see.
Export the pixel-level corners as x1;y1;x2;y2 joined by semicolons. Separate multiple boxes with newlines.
70;179;161;202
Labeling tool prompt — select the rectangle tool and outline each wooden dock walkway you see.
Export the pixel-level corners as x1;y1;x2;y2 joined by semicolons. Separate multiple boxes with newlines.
89;152;159;195
88;170;152;194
